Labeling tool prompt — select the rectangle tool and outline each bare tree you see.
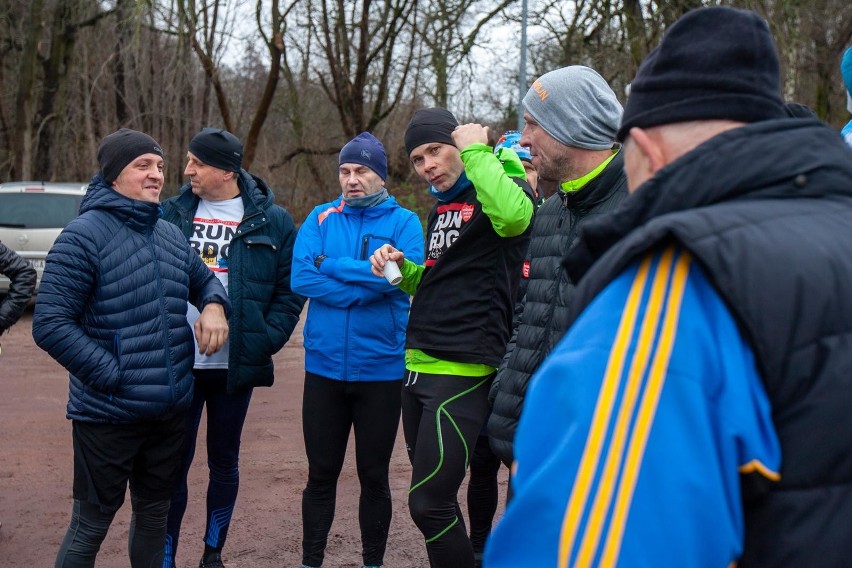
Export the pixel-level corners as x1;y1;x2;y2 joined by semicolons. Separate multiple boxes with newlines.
417;0;515;107
741;0;852;124
177;0;298;170
308;0;419;137
33;0;113;180
178;0;240;128
9;0;45;180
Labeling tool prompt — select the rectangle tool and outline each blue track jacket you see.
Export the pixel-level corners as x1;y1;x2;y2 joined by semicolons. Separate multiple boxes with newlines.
486;246;780;567
292;194;424;382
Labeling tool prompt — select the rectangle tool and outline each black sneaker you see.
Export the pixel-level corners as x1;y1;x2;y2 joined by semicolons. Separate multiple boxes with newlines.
199;552;225;568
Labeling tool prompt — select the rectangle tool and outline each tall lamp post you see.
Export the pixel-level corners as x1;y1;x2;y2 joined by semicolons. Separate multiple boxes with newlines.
517;0;529;130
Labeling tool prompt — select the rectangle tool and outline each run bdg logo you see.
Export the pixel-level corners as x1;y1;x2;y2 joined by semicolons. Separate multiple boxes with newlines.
426;201;476;265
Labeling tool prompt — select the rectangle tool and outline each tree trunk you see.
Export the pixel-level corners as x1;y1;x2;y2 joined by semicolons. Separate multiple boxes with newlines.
244;24;283;169
34;0;81;180
12;0;45;180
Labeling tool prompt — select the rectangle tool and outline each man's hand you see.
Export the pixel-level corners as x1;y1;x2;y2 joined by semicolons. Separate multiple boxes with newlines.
369;244;405;278
195;303;229;355
452;123;490;150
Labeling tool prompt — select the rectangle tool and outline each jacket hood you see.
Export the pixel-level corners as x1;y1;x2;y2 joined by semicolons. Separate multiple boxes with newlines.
237;168;275;209
82;174;161;233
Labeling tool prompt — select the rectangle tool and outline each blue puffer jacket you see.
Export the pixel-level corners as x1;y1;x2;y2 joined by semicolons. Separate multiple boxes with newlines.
161;170;305;392
32;175;230;424
292;194;424;382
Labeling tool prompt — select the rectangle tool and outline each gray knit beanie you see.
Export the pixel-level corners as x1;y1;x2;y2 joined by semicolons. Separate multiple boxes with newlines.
522;66;622;150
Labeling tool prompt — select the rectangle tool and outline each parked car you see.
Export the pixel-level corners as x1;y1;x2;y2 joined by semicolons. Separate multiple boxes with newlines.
0;181;88;296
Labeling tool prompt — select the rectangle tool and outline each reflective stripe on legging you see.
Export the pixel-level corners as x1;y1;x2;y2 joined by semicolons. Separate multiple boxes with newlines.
410;374;491;542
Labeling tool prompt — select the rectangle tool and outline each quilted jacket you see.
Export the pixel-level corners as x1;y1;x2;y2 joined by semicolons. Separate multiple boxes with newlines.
32;175;229;424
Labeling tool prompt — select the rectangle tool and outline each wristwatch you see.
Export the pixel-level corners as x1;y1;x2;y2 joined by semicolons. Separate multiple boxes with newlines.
314;255;327;269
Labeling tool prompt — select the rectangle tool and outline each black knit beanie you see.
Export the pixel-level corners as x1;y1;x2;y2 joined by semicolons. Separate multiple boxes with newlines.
784;102;817;119
98;128;164;183
188;128;243;173
404;108;459;155
617;7;786;141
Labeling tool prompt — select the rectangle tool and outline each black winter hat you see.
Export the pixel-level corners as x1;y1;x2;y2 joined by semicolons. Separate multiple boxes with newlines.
784;102;817;119
188;128;243;173
617;7;786;141
98;128;164;183
404;108;459;156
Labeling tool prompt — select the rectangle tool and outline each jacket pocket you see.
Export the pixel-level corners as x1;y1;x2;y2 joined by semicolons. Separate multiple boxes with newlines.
108;333;123;393
244;236;279;283
360;234;396;260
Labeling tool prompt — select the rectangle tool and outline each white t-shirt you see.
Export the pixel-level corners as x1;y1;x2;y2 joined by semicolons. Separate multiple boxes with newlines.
186;196;244;369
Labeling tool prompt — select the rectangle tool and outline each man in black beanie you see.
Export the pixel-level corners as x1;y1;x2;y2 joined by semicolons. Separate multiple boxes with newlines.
369;109;536;567
33;128;230;568
160;128;305;568
487;6;852;568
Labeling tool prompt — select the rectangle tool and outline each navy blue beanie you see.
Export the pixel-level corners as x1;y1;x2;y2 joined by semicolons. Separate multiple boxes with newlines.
188;128;243;173
618;7;785;141
404;108;459;155
98;128;164;183
339;132;388;180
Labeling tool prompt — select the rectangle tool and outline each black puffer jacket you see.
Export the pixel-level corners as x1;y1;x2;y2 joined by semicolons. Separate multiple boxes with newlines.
487;152;627;466
0;241;36;332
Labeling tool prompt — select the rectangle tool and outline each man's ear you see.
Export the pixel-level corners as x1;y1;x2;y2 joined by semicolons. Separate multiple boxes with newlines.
629;127;667;175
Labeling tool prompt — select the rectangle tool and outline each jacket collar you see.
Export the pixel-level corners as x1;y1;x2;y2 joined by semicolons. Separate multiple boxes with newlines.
560;150;626;212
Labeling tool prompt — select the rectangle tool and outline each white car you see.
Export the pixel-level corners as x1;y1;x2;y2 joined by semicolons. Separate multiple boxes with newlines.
0;181;88;295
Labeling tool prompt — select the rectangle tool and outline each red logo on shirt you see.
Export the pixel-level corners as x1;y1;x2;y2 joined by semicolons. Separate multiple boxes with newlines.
461;204;474;222
522;261;530;279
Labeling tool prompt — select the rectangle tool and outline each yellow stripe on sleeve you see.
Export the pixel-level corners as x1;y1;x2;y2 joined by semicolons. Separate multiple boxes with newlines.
599;248;692;567
557;256;652;568
575;247;676;566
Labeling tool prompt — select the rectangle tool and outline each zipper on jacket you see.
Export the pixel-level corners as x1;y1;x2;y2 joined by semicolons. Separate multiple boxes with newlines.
557;192;569;228
343;215;367;379
361;234;395;260
544;208;585;353
112;332;122;399
150;236;177;403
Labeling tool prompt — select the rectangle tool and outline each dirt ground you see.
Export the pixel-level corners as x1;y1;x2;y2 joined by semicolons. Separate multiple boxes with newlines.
0;308;508;567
